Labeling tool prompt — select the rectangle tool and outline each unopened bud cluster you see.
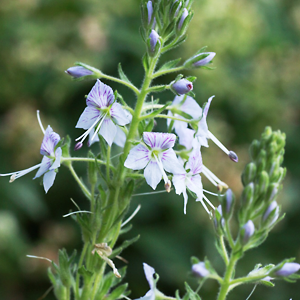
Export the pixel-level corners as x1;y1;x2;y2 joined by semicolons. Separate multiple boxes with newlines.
237;127;286;248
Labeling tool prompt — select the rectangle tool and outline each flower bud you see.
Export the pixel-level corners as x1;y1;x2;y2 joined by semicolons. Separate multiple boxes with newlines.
184;52;216;69
213;205;224;236
265;183;278;203
228;151;238;163
249;139;260;160
241;220;255;245
275;263;300;277
170;0;182;19
242;162;256;186
256;171;269;197
148;29;161;56
178;8;188;30
65;66;93;78
262;201;279;227
191;262;209;278
221;189;234;220
147;1;153;24
171;79;193;95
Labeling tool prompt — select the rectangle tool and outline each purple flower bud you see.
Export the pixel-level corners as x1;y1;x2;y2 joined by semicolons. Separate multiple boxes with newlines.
229;151;238;163
147;1;153;24
224;189;234;215
171;79;193;95
242;220;255;244
149;29;160;53
263;201;279;226
275;263;300;277
178;8;188;30
65;66;93;78
192;262;209;278
74;142;83;151
193;52;216;67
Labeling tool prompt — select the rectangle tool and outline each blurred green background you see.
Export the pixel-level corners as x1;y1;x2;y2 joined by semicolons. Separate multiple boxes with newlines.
0;0;300;299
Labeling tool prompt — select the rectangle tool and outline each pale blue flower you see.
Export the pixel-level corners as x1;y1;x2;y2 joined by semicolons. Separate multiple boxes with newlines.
135;263;156;300
0;125;61;193
172;143;203;214
124;132;184;190
75;79;132;148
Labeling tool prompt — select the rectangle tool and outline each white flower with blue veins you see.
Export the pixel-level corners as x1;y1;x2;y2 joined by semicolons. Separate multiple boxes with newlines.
0;123;61;193
75;79;132;149
124;132;184;191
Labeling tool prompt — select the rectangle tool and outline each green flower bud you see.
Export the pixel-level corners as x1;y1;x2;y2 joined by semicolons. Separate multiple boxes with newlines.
256;171;269;197
249;139;260;161
242;162;256;186
256;150;267;174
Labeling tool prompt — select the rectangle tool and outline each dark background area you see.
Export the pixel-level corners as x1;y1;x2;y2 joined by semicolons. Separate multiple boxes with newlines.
0;0;300;299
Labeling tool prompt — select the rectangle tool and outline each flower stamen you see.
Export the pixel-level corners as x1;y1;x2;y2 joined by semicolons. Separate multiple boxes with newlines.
36;110;45;134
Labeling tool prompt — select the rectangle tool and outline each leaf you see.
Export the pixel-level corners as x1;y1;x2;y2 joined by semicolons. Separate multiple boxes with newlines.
106;283;129;300
157;58;182;73
111;235;140;258
142;53;149;72
118;63;132;84
144;101;172;119
184;282;201;300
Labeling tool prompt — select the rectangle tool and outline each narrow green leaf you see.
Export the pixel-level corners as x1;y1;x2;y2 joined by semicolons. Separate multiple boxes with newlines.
111;235;140;258
118;63;132;84
157;58;181;73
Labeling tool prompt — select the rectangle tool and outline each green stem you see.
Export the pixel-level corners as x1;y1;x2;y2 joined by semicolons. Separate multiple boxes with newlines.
100;73;140;95
75;243;88;298
106;146;111;184
219;236;229;266
225;220;235;249
62;157;116;170
68;164;91;199
217;251;239;300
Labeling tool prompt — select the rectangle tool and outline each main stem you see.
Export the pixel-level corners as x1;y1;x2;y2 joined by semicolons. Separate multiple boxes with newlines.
217;251;239;300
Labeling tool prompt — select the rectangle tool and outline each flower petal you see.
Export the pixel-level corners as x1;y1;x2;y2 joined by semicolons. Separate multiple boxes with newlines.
110;103;132;126
50;147;62;170
43;170;56;193
180;96;202;120
124;144;150;170
172;174;187;195
143;263;155;290
177;127;195;150
76;106;101;130
186;146;202;175
40;126;60;156
144;161;162;190
187;174;203;200
161;149;185;174
143;132;176;150
86;79;114;108
114;126;126;148
34;156;52;179
99;118;117;146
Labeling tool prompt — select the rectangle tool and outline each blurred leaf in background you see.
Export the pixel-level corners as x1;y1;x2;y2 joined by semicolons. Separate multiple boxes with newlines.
0;0;299;299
